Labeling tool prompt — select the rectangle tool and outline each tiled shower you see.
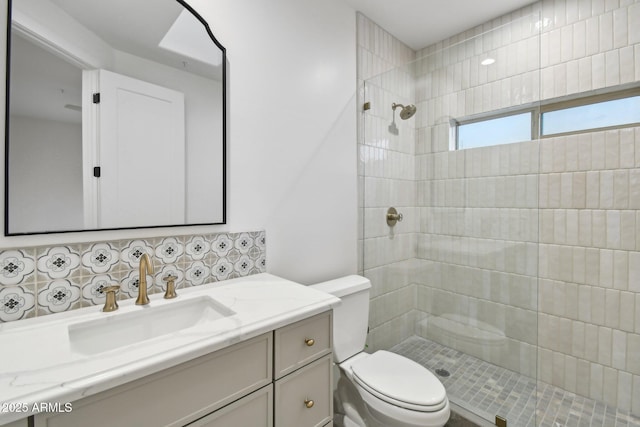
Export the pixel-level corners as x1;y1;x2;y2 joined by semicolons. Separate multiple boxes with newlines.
358;0;640;425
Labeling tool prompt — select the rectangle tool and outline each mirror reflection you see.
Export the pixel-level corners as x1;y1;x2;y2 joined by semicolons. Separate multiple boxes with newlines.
6;0;226;235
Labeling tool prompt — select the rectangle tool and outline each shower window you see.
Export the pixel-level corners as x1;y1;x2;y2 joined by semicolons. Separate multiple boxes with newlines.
453;86;640;149
541;91;640;137
456;111;533;149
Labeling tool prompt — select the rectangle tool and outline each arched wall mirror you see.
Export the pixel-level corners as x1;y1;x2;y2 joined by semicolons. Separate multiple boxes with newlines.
4;0;226;235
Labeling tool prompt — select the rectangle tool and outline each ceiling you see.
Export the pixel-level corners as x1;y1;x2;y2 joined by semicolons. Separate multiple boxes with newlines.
49;0;222;79
343;0;537;50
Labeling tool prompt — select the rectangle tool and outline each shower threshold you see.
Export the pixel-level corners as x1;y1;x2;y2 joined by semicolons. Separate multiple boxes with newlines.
391;336;640;427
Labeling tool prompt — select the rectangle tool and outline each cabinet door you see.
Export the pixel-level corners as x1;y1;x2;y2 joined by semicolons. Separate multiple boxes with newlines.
275;354;332;427
34;333;272;427
187;385;272;427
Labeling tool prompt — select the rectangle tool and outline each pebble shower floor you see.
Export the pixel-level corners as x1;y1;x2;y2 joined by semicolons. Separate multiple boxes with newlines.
391;336;640;427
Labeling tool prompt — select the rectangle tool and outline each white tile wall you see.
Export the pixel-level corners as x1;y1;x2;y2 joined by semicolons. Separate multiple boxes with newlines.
357;14;419;352
358;0;640;416
410;0;640;415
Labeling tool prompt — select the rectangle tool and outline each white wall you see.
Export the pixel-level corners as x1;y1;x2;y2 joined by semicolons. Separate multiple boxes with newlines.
8;116;83;232
0;0;358;284
199;0;358;284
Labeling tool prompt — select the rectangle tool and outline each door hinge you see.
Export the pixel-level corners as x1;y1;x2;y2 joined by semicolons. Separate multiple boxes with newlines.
93;167;101;178
495;415;507;427
93;93;100;104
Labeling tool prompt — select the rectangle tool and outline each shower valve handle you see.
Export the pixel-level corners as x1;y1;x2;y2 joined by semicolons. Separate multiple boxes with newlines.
386;207;403;226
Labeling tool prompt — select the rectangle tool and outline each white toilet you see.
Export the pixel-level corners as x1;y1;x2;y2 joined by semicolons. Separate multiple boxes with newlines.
311;275;450;427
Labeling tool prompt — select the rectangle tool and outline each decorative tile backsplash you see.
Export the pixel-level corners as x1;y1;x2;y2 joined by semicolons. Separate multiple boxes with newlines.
0;230;266;323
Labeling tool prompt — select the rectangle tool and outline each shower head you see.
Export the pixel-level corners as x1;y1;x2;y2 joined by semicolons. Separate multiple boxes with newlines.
392;103;416;120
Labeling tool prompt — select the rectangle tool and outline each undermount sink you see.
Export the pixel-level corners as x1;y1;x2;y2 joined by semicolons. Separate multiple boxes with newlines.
69;296;235;356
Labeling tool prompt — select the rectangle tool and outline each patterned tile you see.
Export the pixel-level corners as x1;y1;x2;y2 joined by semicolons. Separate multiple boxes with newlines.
120;239;153;268
252;230;266;250
0;230;266;322
234;254;254;276
234;232;254;254
0;285;36;321
255;255;267;273
247;245;262;260
154;237;184;265
82;274;119;306
81;242;119;275
37;279;81;314
211;233;233;257
0;249;35;285
253;231;266;272
391;336;640;427
185;236;210;261
36;246;80;279
184;261;211;287
227;271;242;280
119;270;137;299
154;264;184;293
211;258;233;282
226;248;241;264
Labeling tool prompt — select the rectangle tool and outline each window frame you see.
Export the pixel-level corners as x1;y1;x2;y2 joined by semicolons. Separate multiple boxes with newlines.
454;108;538;150
451;85;640;150
539;87;640;138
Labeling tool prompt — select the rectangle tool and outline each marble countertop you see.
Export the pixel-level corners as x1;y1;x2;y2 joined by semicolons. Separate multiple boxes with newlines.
0;273;340;425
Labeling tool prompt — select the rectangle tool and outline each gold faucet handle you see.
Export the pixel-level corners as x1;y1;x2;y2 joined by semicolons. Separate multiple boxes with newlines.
162;274;178;299
102;285;120;312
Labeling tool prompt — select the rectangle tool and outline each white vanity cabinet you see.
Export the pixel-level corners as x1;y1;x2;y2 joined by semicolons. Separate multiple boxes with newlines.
32;310;333;427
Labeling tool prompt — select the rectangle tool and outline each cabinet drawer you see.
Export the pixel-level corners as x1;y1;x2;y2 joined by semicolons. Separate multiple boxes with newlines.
35;333;272;427
274;354;332;427
274;311;331;378
187;384;273;427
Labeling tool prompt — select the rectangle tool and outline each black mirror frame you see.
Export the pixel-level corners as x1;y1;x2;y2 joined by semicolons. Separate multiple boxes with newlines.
3;0;227;236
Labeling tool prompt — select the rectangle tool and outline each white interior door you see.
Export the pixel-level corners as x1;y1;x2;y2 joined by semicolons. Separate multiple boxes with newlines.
83;69;185;228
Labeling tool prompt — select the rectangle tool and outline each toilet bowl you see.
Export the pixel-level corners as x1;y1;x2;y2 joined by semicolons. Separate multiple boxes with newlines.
311;275;450;427
340;351;450;427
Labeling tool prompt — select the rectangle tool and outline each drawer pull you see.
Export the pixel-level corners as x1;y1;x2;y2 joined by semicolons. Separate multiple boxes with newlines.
304;399;314;409
305;338;315;347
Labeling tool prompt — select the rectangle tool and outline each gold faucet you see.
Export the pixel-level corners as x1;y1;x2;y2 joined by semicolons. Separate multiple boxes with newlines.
136;253;154;305
162;274;178;299
102;285;120;312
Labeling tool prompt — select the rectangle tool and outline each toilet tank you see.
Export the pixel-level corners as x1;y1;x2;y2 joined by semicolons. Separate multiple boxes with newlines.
311;275;371;363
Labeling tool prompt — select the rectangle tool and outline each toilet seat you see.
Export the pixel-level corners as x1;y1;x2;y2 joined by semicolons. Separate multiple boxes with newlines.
351;350;447;412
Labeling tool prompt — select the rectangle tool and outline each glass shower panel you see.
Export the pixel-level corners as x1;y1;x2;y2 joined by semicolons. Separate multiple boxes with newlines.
360;60;418;353
362;9;541;427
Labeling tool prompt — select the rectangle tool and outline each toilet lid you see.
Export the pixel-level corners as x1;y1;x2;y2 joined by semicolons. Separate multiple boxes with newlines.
351;350;446;409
